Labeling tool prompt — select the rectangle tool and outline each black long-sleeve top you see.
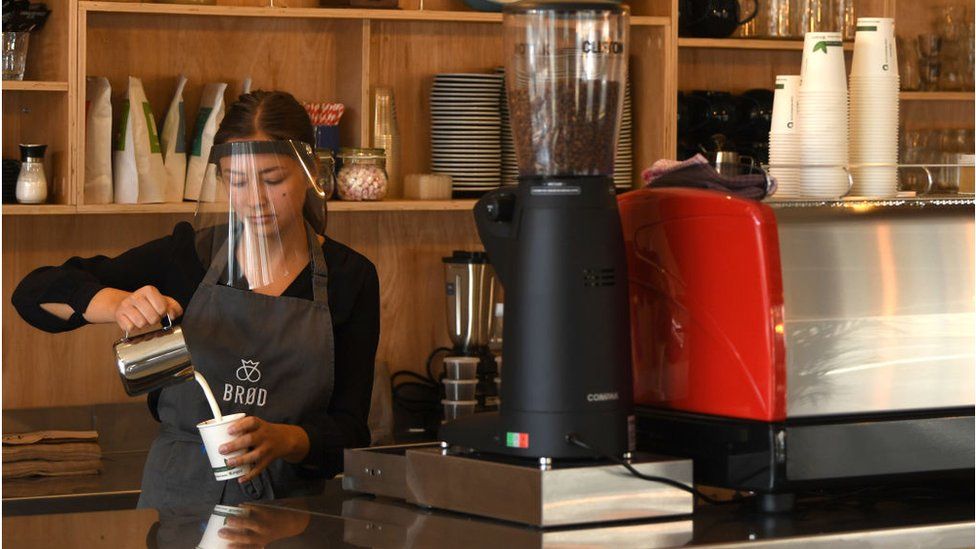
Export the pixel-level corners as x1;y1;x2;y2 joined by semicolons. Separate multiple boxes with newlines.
11;221;379;478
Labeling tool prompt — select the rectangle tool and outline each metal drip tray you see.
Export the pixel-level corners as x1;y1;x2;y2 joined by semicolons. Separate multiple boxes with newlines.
343;444;693;527
765;195;974;209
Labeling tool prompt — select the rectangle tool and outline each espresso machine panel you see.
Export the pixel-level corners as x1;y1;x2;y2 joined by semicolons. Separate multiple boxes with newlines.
777;201;974;417
620;189;975;497
621;189;975;420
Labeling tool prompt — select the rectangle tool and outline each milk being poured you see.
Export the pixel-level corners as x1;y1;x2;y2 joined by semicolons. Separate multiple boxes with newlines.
194;371;223;421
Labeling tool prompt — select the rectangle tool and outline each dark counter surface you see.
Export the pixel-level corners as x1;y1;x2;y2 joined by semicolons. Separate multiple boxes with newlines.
4;478;973;548
3;403;157;516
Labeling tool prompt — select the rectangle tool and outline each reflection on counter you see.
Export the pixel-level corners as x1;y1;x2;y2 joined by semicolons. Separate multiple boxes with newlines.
3;478;974;548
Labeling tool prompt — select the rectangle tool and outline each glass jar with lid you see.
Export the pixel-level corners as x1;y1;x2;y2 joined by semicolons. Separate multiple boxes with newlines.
336;148;388;201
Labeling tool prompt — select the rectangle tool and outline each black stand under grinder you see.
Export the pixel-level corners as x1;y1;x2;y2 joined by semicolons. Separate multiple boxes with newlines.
440;0;633;460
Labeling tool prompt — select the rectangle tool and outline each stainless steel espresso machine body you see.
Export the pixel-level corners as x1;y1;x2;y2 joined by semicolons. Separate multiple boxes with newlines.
620;189;975;509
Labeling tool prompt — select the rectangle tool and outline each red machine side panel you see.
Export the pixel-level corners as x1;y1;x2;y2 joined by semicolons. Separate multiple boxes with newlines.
619;188;786;422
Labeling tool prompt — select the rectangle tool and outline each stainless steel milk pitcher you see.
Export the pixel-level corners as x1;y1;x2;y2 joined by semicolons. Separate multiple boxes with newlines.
114;316;194;396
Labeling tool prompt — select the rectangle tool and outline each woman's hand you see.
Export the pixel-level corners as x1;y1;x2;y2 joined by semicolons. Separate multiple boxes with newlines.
217;504;311;548
89;286;182;332
114;285;183;332
219;417;310;483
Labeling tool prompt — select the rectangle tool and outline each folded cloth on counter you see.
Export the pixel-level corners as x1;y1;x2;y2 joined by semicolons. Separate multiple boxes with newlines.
641;154;776;200
3;442;102;463
3;459;102;479
2;430;98;446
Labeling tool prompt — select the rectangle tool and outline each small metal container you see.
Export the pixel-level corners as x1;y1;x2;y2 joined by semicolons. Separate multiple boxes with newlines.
114;317;194;396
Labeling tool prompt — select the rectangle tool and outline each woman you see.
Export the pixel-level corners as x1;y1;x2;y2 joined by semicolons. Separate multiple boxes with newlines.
12;91;379;508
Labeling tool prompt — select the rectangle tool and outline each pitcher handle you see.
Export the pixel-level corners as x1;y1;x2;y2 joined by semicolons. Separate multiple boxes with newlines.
122;314;173;341
739;0;759;25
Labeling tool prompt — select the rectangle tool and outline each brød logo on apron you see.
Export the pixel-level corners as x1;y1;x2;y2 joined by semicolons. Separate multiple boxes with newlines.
223;359;267;407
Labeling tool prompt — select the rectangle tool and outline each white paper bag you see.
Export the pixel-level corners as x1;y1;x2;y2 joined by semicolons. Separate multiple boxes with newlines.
85;76;113;204
160;75;188;203
113;83;138;204
126;77;167;203
185;82;227;201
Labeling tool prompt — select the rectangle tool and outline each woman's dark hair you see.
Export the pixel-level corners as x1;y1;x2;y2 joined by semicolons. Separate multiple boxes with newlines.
214;90;314;146
214;90;326;233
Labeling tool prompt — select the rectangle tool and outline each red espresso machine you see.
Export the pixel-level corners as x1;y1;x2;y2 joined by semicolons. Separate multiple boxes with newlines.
619;188;975;511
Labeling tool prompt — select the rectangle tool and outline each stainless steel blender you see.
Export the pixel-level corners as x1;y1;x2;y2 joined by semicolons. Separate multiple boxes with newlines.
441;250;500;409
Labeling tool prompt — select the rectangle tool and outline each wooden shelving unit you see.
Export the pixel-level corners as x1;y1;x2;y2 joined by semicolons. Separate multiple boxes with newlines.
1;81;70;91
900;91;975;101
3;199;477;215
679;38;854;51
1;204;78;215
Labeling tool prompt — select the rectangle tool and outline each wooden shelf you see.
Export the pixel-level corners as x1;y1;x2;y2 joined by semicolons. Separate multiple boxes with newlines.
76;203;199;214
2;204;78;215
900;92;975;102
328;199;476;211
679;37;854;51
631;16;671;27
81;3;668;26
8;200;477;215
1;81;69;92
81;2;501;22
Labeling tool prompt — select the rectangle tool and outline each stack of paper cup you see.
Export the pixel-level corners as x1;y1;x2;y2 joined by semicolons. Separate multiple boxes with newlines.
849;18;900;197
769;75;802;199
798;32;850;199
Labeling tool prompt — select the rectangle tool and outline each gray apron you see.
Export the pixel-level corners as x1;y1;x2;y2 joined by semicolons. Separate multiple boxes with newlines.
138;224;335;509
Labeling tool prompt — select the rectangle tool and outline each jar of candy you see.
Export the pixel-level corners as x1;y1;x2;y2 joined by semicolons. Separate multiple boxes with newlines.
336;148;388;201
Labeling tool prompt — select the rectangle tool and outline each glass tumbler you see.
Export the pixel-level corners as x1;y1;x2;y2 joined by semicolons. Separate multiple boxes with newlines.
2;32;29;81
765;0;794;37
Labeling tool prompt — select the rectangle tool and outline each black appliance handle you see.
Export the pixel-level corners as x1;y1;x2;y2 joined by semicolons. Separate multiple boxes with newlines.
473;188;518;288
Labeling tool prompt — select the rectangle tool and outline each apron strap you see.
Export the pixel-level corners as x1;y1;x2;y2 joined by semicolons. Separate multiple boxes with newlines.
305;222;330;304
201;222;329;304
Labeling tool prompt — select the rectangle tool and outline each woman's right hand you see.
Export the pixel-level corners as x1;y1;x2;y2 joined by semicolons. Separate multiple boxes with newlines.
111;286;183;333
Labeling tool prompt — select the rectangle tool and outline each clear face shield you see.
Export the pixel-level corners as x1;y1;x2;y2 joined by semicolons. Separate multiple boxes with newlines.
193;140;326;291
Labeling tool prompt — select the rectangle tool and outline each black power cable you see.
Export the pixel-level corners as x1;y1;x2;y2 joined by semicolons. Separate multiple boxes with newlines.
565;433;751;507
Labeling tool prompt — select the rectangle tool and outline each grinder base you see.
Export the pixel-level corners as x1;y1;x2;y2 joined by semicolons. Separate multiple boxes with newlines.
343;444;693;527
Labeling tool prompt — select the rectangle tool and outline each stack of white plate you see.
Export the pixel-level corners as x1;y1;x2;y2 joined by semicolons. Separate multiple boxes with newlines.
768;75;802;199
797;31;850;199
494;67;518;186
430;73;504;193
614;78;633;190
849;17;900;198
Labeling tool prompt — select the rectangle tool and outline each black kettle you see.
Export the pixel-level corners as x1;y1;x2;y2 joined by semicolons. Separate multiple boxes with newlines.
679;0;759;38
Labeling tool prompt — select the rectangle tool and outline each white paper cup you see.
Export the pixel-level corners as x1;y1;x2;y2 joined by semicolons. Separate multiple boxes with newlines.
851;18;897;77
197;505;249;549
801;32;848;92
771;75;801;133
197;413;251;481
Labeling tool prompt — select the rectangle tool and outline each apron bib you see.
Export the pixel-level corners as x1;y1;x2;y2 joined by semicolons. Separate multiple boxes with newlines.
138;224;335;508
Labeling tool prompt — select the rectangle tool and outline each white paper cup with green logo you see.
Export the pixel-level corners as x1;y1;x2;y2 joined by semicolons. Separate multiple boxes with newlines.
800;32;847;92
197;413;251;481
851;18;897;77
197;504;249;549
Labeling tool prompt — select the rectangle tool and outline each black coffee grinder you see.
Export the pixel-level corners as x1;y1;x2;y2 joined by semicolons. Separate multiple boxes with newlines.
440;0;633;459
